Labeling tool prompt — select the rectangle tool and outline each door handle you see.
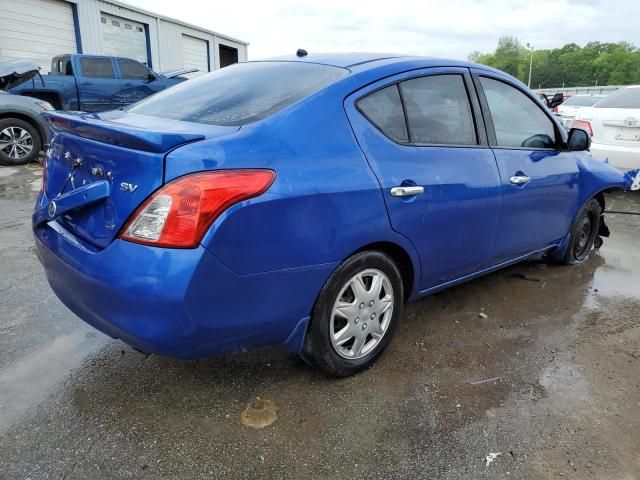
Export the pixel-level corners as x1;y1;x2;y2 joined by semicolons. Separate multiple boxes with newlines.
123;83;133;86
81;81;93;85
390;186;424;197
509;175;531;185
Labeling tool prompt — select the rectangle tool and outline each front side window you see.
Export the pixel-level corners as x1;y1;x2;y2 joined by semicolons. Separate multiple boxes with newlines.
399;74;476;145
480;77;556;149
118;59;149;80
128;61;348;126
80;58;115;79
357;85;408;142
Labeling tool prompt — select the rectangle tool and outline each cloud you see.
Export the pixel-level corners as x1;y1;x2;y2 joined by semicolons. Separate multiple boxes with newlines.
123;0;640;60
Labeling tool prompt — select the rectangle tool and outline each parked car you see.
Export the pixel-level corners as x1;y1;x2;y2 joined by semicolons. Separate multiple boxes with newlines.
0;60;53;165
33;53;635;377
556;94;605;127
9;54;196;112
571;86;640;170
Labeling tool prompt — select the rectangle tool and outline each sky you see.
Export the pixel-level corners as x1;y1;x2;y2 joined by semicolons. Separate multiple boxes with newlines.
125;0;640;60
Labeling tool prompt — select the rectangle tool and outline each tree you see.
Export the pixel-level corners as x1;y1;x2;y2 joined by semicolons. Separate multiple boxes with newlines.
470;39;640;88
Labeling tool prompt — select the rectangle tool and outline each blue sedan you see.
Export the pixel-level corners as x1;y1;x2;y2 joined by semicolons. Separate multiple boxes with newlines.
33;52;632;376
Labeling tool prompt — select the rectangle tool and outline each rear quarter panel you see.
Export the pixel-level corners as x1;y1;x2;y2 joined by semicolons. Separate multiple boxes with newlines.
164;81;421;284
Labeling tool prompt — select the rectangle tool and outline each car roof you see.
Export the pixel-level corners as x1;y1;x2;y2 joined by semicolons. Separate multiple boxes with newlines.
261;52;478;70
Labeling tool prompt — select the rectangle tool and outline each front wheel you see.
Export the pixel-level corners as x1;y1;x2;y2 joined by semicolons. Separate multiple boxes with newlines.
303;251;403;377
0;118;41;166
561;198;602;264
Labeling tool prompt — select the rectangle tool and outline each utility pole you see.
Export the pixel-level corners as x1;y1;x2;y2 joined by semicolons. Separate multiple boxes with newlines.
526;43;534;88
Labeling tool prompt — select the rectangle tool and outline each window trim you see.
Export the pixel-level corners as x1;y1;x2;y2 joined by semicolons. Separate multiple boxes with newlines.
355;70;488;149
473;73;563;151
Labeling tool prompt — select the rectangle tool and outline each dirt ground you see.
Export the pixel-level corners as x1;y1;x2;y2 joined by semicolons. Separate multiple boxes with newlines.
0;164;639;479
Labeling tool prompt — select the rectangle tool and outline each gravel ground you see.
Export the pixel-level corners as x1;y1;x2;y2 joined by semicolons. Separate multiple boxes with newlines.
0;164;639;479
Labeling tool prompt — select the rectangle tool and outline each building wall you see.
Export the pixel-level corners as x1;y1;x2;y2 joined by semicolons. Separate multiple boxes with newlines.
66;0;247;71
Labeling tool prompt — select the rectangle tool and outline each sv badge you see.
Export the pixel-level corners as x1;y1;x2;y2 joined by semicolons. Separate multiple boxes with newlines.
120;182;139;193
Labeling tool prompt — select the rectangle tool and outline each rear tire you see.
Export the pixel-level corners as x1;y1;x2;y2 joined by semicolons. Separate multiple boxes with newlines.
0;118;41;166
303;251;403;377
561;198;601;265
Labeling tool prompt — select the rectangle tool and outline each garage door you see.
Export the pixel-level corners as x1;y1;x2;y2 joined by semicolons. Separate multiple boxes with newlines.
0;0;77;73
182;34;209;76
100;13;148;65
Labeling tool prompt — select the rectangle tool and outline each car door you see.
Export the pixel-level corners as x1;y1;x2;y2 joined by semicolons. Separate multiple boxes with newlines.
345;68;503;291
115;58;165;107
472;71;580;260
76;57;123;112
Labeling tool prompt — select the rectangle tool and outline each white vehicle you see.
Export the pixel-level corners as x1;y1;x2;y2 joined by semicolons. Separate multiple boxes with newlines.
556;95;605;127
573;86;640;170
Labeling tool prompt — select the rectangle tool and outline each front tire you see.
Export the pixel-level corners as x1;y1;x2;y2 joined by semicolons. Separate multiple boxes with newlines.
303;251;403;377
561;198;602;264
0;118;41;166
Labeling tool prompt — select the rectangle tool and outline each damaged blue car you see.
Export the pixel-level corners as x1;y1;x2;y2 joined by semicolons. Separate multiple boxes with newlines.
33;53;639;377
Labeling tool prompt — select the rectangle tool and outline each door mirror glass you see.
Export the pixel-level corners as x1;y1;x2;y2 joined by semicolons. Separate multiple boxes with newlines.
567;128;591;151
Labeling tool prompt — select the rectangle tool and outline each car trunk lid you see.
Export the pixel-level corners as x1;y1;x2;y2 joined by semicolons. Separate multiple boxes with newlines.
39;110;239;248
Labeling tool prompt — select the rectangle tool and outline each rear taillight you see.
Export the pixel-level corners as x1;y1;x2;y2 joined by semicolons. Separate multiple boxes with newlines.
119;169;275;248
569;119;593;137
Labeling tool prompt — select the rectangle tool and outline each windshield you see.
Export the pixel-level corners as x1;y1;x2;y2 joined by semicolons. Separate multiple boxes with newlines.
562;96;604;107
595;87;640;109
128;61;349;126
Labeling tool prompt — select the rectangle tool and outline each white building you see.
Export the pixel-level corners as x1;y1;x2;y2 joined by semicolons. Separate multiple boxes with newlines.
0;0;248;73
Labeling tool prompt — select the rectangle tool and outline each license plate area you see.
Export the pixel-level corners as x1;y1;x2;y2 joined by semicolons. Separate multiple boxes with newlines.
615;128;640;141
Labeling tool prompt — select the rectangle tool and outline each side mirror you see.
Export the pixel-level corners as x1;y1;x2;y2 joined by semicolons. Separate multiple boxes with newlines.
147;73;157;82
567;128;591;151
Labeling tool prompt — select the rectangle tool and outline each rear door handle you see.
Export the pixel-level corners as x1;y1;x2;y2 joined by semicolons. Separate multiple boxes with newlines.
123;82;133;86
390;186;424;197
509;175;531;185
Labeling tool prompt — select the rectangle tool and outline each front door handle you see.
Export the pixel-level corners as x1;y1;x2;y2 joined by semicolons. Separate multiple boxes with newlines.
390;186;424;197
509;175;531;185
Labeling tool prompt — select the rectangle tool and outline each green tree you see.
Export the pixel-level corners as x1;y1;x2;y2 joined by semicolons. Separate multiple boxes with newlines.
470;39;640;88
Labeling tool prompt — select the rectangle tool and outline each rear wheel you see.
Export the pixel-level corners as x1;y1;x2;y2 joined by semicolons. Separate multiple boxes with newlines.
0;118;41;166
303;251;403;377
561;198;601;264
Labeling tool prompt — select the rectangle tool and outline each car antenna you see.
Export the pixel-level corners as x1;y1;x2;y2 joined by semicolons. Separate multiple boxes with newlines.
296;48;308;57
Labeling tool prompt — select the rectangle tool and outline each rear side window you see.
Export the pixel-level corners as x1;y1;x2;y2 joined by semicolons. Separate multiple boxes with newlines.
480;77;556;149
400;74;476;145
128;62;348;126
118;59;149;80
595;88;640;109
80;58;115;79
562;95;603;107
357;85;408;142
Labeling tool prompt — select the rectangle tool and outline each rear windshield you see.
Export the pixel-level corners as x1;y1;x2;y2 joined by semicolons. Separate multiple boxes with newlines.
127;61;348;126
595;88;640;109
562;95;603;107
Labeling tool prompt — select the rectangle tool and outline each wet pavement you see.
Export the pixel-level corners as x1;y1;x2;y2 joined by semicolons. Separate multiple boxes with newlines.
1;164;639;479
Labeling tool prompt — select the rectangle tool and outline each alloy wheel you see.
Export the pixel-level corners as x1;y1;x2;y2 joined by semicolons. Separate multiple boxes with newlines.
0;126;33;160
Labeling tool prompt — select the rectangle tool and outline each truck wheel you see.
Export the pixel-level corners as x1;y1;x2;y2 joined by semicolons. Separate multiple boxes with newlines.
303;251;403;377
0;118;41;166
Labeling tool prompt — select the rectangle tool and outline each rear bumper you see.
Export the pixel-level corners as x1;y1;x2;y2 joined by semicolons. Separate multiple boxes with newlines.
34;220;336;358
590;142;640;170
